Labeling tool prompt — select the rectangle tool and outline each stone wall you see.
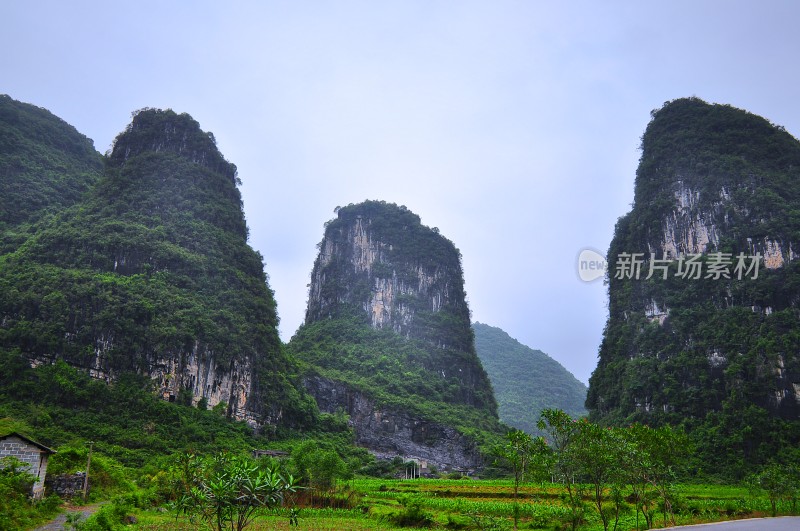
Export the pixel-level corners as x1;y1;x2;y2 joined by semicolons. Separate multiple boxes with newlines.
46;472;87;499
0;435;49;498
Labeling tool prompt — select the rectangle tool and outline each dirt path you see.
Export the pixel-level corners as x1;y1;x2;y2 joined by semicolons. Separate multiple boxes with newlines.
32;502;105;531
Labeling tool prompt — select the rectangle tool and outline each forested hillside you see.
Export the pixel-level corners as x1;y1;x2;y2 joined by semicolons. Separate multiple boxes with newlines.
587;98;800;477
0;101;314;428
0;95;102;249
290;201;504;470
473;322;587;434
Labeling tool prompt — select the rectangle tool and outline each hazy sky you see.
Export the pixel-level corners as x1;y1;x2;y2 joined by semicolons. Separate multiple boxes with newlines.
4;1;800;384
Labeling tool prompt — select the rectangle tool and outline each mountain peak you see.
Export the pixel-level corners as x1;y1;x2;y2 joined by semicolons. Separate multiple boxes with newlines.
293;200;500;469
108;108;237;182
587;99;800;474
306;200;471;349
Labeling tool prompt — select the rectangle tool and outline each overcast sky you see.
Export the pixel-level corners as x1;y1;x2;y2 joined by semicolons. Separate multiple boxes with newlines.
4;1;800;384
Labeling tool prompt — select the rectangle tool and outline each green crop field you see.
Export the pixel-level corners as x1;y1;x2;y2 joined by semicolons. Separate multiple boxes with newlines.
115;478;797;531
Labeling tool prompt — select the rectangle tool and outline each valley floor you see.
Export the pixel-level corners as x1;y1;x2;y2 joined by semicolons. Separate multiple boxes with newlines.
81;479;800;531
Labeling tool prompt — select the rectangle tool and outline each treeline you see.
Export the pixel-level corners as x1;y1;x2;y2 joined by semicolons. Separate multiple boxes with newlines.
494;409;800;531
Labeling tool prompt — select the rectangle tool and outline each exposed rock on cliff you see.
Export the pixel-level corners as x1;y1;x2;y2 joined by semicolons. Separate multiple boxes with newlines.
0;107;313;428
292;201;500;469
587;97;800;472
305;375;483;472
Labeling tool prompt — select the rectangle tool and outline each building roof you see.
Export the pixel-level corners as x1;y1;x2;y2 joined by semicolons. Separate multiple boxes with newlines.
252;449;289;458
0;432;56;454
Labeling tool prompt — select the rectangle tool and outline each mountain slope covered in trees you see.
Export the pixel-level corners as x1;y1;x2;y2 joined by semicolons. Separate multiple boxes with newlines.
290;201;504;469
587;98;800;477
473;322;587;434
0;100;314;429
0;95;103;249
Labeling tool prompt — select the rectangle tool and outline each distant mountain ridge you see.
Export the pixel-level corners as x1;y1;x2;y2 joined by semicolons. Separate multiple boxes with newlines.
473;322;587;434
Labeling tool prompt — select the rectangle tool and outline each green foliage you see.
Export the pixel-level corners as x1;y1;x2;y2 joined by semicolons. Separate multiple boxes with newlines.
587;98;800;478
386;495;435;528
0;105;312;427
0;94;103;236
171;453;299;531
289;439;352;491
0;350;273;469
0;455;62;530
536;409;689;530
747;461;800;516
0;456;36;520
289;317;505;453
73;502;134;531
492;429;550;530
474;322;587;435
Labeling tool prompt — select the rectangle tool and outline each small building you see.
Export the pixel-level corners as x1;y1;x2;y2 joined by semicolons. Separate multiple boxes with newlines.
0;432;56;498
252;449;289;459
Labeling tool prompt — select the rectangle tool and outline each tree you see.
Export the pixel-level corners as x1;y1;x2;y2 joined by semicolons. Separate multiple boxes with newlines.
574;423;628;531
538;409;585;531
289;440;351;492
493;429;550;530
172;453;298;531
750;462;798;517
625;423;688;528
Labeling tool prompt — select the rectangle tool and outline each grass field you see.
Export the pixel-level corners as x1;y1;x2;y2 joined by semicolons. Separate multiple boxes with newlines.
117;478;798;530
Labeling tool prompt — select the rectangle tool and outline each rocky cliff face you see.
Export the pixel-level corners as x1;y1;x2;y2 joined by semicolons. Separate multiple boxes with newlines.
587;99;800;448
305;375;482;472
306;202;472;347
0;107;312;428
293;201;499;469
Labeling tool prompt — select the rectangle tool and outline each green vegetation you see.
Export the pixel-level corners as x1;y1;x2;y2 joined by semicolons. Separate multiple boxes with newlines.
474;323;587;435
171;453;299;531
0;104;313;426
587;97;800;478
0;94;103;241
292;200;502;458
289;318;503;445
0;456;61;530
53;411;798;530
0;349;376;529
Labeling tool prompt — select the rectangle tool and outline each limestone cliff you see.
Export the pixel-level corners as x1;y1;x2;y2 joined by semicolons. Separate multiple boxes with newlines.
292;201;500;470
0;108;313;428
587;98;800;471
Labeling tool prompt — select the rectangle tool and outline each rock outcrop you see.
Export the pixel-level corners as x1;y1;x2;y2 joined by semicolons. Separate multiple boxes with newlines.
305;375;482;472
587;98;800;468
0;107;311;428
293;201;499;469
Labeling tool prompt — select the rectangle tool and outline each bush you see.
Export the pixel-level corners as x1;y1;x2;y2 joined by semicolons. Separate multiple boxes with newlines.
387;496;434;528
77;502;133;531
